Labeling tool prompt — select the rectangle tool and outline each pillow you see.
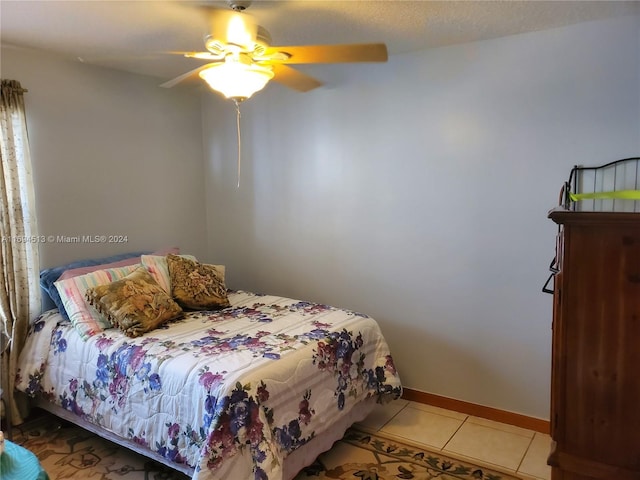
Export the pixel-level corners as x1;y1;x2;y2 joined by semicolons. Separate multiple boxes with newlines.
166;254;230;310
85;267;183;338
141;254;196;294
41;247;179;318
40;251;146;316
58;246;179;282
54;264;140;340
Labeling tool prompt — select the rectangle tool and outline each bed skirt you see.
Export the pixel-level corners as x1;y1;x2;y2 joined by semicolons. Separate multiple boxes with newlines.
32;396;377;480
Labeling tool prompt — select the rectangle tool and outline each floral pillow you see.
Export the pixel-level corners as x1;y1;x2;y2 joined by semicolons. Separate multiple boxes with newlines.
85;267;183;338
166;254;230;310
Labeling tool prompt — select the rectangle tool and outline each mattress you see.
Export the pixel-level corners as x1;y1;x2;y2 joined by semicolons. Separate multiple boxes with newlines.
16;290;402;480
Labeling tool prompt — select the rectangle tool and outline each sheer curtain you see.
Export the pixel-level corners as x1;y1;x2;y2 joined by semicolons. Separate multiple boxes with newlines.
0;80;40;426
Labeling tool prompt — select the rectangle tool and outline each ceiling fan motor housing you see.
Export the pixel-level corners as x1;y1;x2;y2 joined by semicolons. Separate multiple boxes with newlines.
226;0;252;11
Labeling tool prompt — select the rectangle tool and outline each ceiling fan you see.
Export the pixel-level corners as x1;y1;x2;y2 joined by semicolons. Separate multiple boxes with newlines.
160;0;388;101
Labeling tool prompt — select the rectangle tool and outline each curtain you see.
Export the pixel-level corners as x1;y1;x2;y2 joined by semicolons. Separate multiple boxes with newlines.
0;79;40;426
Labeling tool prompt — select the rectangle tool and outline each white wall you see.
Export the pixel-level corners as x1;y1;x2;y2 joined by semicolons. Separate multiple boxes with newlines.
203;15;640;419
0;45;207;267
2;14;637;420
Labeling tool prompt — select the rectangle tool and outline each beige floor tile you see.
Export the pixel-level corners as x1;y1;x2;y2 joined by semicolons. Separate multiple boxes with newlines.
518;432;552;480
357;399;408;431
443;420;532;471
465;415;536;438
406;401;468;421
380;405;463;449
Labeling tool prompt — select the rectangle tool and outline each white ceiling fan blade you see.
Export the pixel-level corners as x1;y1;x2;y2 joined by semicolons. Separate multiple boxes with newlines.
271;64;323;92
160;64;214;88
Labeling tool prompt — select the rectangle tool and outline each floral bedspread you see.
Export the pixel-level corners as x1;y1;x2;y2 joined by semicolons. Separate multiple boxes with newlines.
16;290;402;480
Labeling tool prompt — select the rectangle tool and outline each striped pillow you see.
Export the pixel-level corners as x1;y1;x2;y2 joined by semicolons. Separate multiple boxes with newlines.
57;247;179;282
54;264;140;340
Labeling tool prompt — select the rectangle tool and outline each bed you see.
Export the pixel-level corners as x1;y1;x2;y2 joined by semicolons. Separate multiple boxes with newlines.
15;255;402;480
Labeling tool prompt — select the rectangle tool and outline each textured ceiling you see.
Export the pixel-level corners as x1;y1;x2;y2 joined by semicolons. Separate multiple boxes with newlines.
1;1;638;84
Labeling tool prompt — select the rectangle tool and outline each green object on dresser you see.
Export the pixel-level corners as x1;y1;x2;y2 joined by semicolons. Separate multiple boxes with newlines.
1;439;49;480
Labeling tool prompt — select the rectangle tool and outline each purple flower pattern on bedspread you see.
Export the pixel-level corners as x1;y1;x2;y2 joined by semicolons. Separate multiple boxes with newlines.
16;290;402;480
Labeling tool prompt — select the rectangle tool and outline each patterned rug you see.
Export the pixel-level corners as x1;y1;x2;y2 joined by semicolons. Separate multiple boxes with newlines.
10;412;521;480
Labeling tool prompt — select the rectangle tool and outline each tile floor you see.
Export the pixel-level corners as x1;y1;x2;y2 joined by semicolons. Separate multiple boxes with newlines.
356;400;551;480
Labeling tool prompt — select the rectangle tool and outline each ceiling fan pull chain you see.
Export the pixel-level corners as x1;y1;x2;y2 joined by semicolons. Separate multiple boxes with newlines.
234;99;242;188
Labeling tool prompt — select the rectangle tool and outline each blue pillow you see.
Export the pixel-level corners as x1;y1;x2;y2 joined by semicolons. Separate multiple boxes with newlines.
40;251;148;318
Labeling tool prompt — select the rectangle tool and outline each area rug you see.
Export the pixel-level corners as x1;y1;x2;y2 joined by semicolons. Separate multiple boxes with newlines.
11;412;521;480
298;428;522;480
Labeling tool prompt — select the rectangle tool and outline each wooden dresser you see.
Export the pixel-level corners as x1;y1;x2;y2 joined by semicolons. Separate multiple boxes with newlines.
548;209;640;480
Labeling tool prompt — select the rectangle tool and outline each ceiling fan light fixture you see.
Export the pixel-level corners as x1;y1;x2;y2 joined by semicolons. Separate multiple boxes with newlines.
199;59;274;101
